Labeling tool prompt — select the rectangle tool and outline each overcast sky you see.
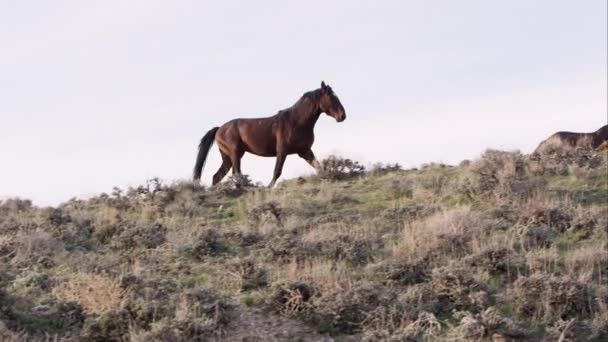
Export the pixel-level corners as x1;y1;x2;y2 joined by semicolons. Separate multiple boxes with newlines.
1;0;606;206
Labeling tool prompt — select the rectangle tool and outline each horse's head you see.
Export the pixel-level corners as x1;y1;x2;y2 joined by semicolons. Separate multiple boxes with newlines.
318;81;346;122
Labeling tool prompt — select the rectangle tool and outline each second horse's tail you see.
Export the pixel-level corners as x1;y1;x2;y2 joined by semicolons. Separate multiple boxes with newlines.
193;127;220;182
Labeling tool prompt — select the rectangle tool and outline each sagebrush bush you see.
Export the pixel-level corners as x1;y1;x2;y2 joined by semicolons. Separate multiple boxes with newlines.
510;273;595;323
111;223;167;251
319;155;365;180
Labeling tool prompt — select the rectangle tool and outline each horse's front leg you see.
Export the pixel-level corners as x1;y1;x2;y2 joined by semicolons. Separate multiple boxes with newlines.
298;149;322;173
269;152;286;187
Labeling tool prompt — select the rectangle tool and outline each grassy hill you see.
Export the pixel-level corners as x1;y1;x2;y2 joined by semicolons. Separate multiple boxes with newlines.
1;147;607;341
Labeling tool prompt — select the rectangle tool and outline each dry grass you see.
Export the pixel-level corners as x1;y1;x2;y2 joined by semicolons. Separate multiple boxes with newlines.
10;229;63;267
269;257;353;293
53;272;128;314
525;247;561;274
564;244;608;282
392;207;481;263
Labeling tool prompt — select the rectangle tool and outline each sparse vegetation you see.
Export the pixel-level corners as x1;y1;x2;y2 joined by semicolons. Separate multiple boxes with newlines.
0;149;606;340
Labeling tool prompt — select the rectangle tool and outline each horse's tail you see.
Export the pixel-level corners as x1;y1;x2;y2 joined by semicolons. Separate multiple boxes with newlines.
193;127;220;182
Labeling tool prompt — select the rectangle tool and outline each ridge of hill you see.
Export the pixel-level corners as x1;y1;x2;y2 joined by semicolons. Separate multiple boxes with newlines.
1;147;607;341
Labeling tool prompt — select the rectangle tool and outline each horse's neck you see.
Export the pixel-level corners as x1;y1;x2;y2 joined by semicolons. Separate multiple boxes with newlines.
287;97;321;129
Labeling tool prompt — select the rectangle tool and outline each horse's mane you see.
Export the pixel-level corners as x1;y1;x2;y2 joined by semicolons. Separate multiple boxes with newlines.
300;89;321;104
276;89;321;115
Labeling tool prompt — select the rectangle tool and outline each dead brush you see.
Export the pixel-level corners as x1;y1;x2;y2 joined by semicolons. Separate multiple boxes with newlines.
462;149;549;204
53;272;129;314
529;141;606;175
173;288;235;330
544;318;578;342
270;282;315;318
248;201;284;228
0;323;29;342
0;235;15;262
279;287;309;317
373;257;429;286
10;228;63;268
430;266;488;313
590;298;608;340
361;306;444;341
525;247;561;274
564;244;608;283
514;199;571;250
214;174;257;196
463;243;522;279
568;204;606;239
234;259;269;291
399;312;443;340
448;307;530;340
361;305;412;336
312;282;396;334
510;273;595;324
518;202;571;230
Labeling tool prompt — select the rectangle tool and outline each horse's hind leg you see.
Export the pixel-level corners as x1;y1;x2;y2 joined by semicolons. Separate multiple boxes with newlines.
212;153;232;185
230;149;244;176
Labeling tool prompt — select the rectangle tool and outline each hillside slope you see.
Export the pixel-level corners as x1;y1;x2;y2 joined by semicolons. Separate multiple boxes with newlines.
1;148;607;341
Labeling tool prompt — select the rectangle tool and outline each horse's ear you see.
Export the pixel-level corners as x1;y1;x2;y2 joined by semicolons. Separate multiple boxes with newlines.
321;81;327;89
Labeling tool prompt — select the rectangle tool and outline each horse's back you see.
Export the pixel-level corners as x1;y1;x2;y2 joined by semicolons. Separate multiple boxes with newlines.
535;128;600;153
216;116;279;157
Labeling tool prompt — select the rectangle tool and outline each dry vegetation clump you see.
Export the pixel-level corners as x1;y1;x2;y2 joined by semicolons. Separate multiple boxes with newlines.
79;308;131;341
429;266;489;313
589;299;608;340
190;229;229;260
564;244;608;283
270;281;316;315
319;155;366;180
462;244;523;278
110;223;167;251
0;147;606;340
174;288;236;327
235;259;269;291
448;307;531;340
312;282;397;335
265;227;301;261
361;310;443;341
10;229;63;268
368;162;402;177
373;257;429;286
302;233;381;267
247;201;284;228
529;141;607;175
213;174;258;196
53;272;127;315
510;273;595;323
461;149;548;201
393;207;483;267
0;235;16;263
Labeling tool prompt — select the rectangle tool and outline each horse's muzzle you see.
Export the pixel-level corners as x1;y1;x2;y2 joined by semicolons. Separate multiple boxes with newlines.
336;113;346;122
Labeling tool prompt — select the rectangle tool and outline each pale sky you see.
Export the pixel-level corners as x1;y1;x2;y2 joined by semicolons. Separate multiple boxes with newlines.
1;1;606;206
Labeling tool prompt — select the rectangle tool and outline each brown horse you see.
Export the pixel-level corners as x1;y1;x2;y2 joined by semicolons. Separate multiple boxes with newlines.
193;81;346;187
534;124;608;153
